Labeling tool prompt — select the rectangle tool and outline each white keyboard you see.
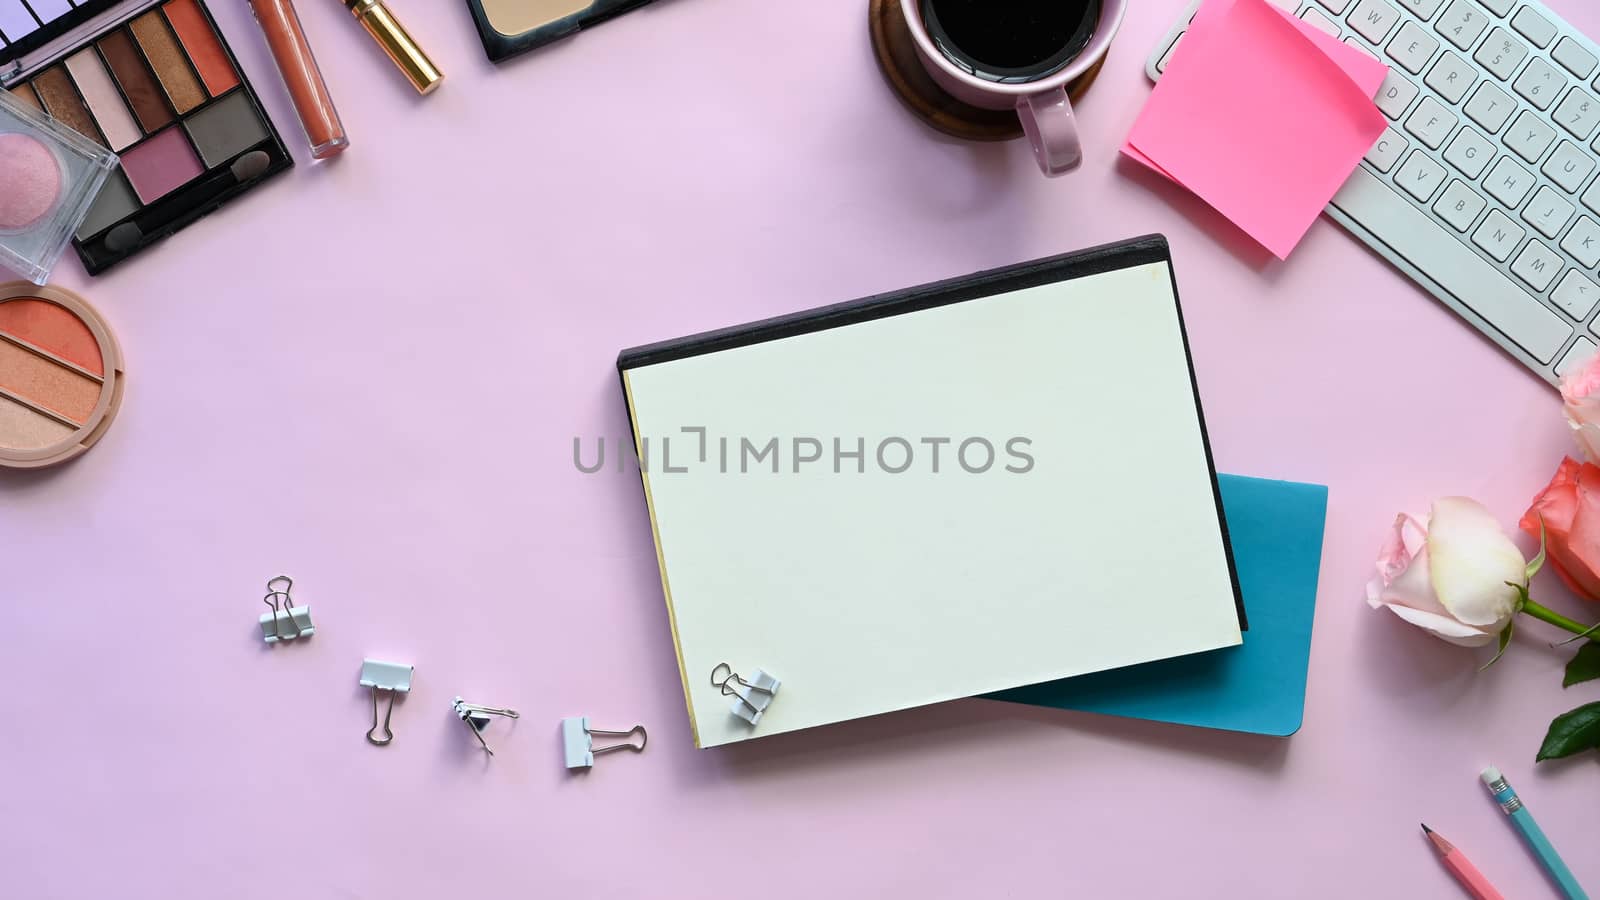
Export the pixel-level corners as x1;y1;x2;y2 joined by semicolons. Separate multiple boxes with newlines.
1147;0;1600;386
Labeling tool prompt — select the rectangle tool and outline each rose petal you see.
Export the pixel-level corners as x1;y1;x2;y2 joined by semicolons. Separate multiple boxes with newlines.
1380;544;1449;615
1562;351;1600;404
1428;496;1524;627
1381;603;1497;647
1570;420;1600;466
1523;457;1581;544
1559;462;1600;600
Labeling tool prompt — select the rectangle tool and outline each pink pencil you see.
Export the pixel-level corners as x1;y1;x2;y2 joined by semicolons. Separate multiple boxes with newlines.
1424;824;1505;900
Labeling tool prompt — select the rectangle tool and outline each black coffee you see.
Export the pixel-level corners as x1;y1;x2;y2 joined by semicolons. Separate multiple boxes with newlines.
922;0;1099;80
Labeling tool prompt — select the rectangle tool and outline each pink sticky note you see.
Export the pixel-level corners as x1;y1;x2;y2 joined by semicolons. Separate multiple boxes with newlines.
1190;0;1388;95
1123;0;1388;258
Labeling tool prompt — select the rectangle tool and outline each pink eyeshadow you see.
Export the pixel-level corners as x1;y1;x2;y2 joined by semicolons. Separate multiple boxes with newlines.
119;127;202;204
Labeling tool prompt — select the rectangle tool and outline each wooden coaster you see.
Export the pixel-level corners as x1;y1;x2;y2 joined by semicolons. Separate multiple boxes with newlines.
869;0;1106;142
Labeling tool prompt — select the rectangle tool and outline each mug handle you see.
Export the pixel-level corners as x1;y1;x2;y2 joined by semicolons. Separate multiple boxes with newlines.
1015;88;1082;177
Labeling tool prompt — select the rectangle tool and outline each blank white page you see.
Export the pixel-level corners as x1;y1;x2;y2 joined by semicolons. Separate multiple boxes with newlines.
623;259;1242;748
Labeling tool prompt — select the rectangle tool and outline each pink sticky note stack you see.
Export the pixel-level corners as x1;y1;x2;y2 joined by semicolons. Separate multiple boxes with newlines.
1124;0;1388;259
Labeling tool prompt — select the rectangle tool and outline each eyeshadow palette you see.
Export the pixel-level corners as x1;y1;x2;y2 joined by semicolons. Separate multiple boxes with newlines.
0;281;124;468
1;0;291;275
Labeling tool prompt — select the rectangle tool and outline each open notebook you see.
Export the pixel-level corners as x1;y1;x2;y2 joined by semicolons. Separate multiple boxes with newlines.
618;236;1245;748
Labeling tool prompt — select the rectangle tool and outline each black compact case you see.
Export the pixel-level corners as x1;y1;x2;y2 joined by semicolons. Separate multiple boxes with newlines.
468;0;660;64
1;0;292;275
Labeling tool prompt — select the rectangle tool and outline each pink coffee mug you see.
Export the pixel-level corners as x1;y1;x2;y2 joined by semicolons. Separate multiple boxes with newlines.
900;0;1126;176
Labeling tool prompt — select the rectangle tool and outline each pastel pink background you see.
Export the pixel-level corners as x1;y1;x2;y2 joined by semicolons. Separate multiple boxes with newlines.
2;0;1598;896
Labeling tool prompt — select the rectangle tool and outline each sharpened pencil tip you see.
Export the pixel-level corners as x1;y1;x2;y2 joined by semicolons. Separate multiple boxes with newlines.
1421;823;1433;834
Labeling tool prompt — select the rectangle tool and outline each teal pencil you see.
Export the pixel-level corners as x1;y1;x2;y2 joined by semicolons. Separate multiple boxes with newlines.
1481;766;1589;900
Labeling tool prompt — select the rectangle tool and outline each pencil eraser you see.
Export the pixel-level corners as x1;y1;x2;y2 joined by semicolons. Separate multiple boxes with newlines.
1480;766;1502;785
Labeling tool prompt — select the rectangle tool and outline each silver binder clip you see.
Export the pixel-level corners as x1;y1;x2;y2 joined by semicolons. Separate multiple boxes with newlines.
360;659;413;746
711;663;780;725
451;697;519;756
258;576;314;643
562;717;647;770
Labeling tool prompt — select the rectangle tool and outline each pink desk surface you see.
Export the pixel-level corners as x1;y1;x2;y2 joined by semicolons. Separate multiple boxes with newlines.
3;0;1598;896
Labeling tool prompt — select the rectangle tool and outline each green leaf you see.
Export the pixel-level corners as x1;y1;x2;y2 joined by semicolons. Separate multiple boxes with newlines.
1536;702;1600;761
1565;643;1600;688
1527;516;1548;582
1482;619;1515;671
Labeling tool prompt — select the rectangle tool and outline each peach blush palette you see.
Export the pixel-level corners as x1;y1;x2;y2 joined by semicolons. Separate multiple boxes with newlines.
0;0;291;276
0;282;124;469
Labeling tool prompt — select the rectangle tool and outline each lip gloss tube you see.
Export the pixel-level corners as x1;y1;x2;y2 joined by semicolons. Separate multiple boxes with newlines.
247;0;349;159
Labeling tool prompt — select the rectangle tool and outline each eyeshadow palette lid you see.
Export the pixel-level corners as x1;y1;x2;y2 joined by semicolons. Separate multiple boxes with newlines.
0;89;117;283
0;281;125;469
1;0;164;84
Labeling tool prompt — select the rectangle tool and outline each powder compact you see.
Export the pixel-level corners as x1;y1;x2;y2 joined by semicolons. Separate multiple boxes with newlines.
1;0;292;275
0;281;124;469
468;0;659;64
0;87;115;284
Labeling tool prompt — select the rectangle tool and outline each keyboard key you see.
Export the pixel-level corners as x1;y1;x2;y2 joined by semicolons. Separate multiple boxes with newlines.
1554;271;1600;321
1445;126;1495;177
1343;36;1381;61
1510;6;1556;49
1486;155;1535;205
1554;88;1600;141
1316;0;1355;12
1349;0;1401;43
1522;185;1575;237
1377;69;1420;118
1405;96;1457;148
1473;209;1527;261
1474;27;1528;80
1387;21;1441;73
1561;216;1600;267
1396;0;1443;17
1425;51;1478;103
1301;7;1341;36
1505;110;1556;162
1559;337;1600;375
1474;0;1514;15
1435;1;1489;50
1514;57;1567;110
1331;168;1570;362
1553;37;1598;80
1397;149;1448;200
1435;179;1488;230
1366;127;1409;172
1584;178;1600;215
1464;81;1514;131
1512;240;1562;291
1543;141;1596;192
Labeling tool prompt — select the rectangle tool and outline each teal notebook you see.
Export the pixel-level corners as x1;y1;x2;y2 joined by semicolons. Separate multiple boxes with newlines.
990;474;1327;737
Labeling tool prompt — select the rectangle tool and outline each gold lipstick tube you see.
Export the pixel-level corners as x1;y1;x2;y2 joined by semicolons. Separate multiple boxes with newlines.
343;0;443;95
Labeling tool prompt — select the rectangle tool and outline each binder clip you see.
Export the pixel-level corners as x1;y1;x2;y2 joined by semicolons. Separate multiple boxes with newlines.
258;576;313;643
711;663;780;725
359;659;413;746
451;697;519;756
562;717;647;771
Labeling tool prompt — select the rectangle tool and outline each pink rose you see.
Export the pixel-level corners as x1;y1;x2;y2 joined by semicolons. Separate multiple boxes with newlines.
1366;497;1526;646
1521;457;1600;601
1560;350;1600;463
